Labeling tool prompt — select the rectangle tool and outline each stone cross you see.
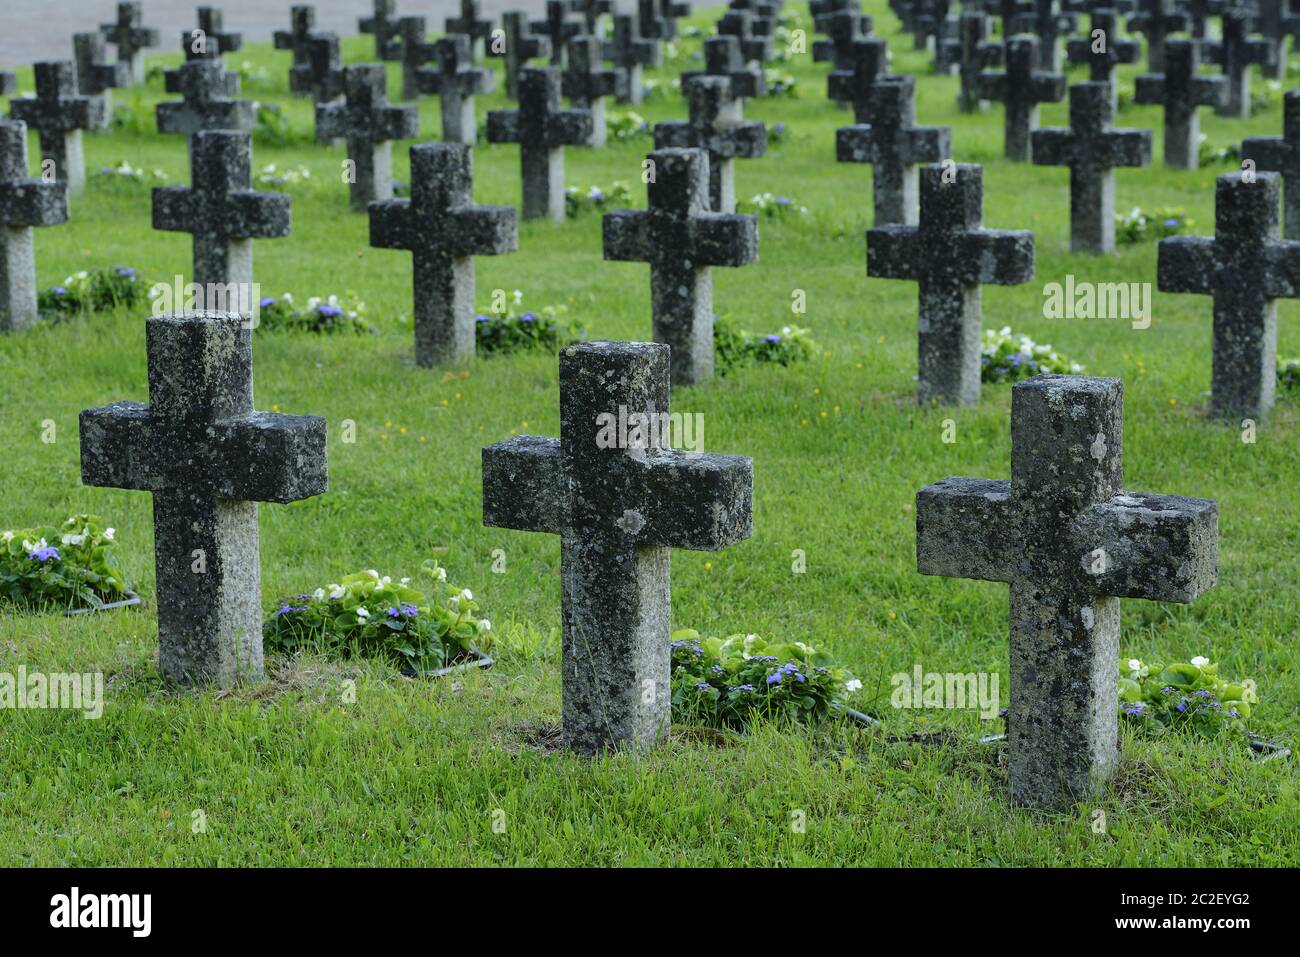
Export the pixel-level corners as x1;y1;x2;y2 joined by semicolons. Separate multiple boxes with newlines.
1252;0;1298;81
717;10;774;63
605;13;659;104
1201;6;1276;118
1242;90;1300;240
0;119;67;333
359;0;403;61
562;36;617;147
73;32;130;116
418;34;495;145
1183;0;1224;39
446;0;495;61
568;0;614;34
292;32;344;103
913;0;953;67
916;374;1218;810
990;0;1034;36
638;0;690;41
1065;7;1140;108
1134;39;1226;168
827;37;890;118
153;130;289;293
1;74;14;97
369;142;516;366
482;340;752;753
397;16;437;101
8;62;106;198
868;164;1035;405
978;35;1066;162
1125;0;1187;73
681;36;766;101
1158;171;1300;420
487;66;591;221
837;75;951;226
80;311;329;687
654;76;767;214
532;0;584;66
603;148;758;384
1031;82;1151;253
273;5;315;77
183;6;242;61
492;13;551;101
316;65;419;211
945;10;1001;113
156;57;254;144
814;10;873;76
1011;0;1078;71
99;1;159;85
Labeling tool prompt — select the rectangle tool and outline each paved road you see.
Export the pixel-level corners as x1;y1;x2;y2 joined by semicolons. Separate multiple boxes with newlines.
0;0;552;70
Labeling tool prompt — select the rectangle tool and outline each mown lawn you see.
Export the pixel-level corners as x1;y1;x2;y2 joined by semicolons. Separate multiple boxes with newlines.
0;4;1296;865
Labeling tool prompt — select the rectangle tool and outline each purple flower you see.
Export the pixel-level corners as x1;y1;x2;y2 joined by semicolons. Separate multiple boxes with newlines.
476;314;491;323
695;681;711;691
1163;218;1179;228
386;602;419;618
52;287;67;296
274;603;307;616
736;684;756;693
766;672;782;685
519;312;537;324
1176;701;1188;713
775;196;791;206
116;266;136;278
260;297;277;308
1009;353;1025;367
1123;703;1145;716
317;305;343;318
28;546;59;563
764;334;781;344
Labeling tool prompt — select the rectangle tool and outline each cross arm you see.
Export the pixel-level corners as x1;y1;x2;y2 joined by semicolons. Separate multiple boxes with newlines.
482;435;564;534
367;199;412;250
212;412;329;503
546;109;593;146
689;212;758;267
916;477;1015;583
1261;240;1300;298
0;178;68;228
1157;236;1216;295
1240;134;1289;173
906;126;950;163
714;121;766;160
1029;128;1074;167
1132;74;1165;106
975;70;1008;103
602;208;653;263
636;450;753;550
1072;492;1217;602
80;401;160;491
377;105;420;142
960;229;1035;286
866;225;921;280
151;185;195;234
1105;128;1154;167
835;124;876;164
653;120;695;149
485;109;521;144
450;204;518;257
1030;75;1067;105
314;101;349;142
226;190;292;240
1191;75;1228;109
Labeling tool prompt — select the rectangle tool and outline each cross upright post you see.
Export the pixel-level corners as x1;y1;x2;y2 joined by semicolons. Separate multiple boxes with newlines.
681;36;767;101
978;35;1066;162
396;16;437;102
827;37;890;119
99;2;159;85
604;13;659;104
315;64;420;211
1242;89;1300;239
446;0;495;62
273;6;316;75
183;6;243;61
717;9;774;62
418;34;496;145
946;10;1001;113
292;32;344;104
1065;7;1141;109
0;118;68;332
532;0;584;66
8;62;106;198
1125;0;1188;73
1134;39;1226;168
492;12;552;100
73;32;131;112
1201;6;1277;118
359;0;403;60
562;35;618;147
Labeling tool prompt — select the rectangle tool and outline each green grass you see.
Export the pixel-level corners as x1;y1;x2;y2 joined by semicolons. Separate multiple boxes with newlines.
0;6;1297;866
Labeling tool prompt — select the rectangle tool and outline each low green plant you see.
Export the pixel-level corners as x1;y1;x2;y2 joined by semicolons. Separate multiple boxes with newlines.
475;296;582;355
253;102;308;147
255;163;314;188
981;326;1084;383
0;515;132;611
1119;656;1258;738
737;191;807;220
255;292;372;334
94;158;169;187
1116;206;1194;245
1279;358;1300;391
714;314;818;374
1197;135;1241;167
565;181;633;218
763;68;798;96
607;110;651;141
38;266;147;318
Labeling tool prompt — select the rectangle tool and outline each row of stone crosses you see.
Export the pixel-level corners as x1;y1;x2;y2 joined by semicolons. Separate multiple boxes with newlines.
0;0;1275;810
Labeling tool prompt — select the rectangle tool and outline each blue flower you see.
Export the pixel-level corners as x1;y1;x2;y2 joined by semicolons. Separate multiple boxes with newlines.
52;287;67;296
766;672;782;685
1163;218;1179;228
317;304;343;317
519;311;536;324
260;297;277;308
736;684;756;693
764;334;781;344
116;266;136;278
274;603;307;616
28;546;59;562
1123;703;1145;716
476;314;491;323
775;195;791;206
695;681;711;691
1176;701;1188;713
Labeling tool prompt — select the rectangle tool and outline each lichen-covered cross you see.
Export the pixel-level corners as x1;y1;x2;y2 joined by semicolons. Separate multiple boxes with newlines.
977;35;1065;162
1134;40;1226;169
156;57;253;143
8;62;106;198
315;65;419;210
654;76;767;213
1242;90;1300;240
0;119;67;332
99;1;159;85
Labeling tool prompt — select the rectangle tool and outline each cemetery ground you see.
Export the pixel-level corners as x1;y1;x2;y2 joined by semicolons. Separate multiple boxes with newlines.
1;4;1298;866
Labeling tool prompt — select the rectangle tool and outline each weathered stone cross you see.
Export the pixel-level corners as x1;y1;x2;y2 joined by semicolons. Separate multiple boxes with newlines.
654;76;767;214
152;130;290;292
8;62;106;198
396;16;437;102
418;35;495;146
0;74;14;97
1242;90;1300;240
717;10;774;63
156;58;254;144
603;147;758;384
446;0;495;61
315;65;419;211
1134;39;1226;169
605;13;659;104
1202;6;1276;118
1032;81;1151;253
0;118;68;333
868;163;1035;405
273;5;316;78
73;32;130;106
482;340;753;753
1158;171;1300;420
487;66;592;221
827;37;889;123
80;312;329;687
978;35;1065;162
1184;0;1224;39
99;1;159;85
569;0;614;35
1253;0;1299;80
492;12;551;100
837;75;951;226
532;0;583;66
638;0;690;42
944;10;1001;114
814;9;873;76
183;6;243;61
1125;0;1187;73
369;142;516;366
359;0;404;61
1065;7;1140;108
563;36;618;147
682;35;766;101
916;374;1218;810
1011;0;1078;71
292;32;344;103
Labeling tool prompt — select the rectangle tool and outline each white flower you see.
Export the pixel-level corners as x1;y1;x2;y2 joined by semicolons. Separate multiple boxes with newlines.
381;576;391;585
1;531;12;542
1127;658;1144;677
436;567;447;582
478;619;492;633
313;588;326;600
103;527;115;541
282;292;293;303
1242;678;1258;704
329;584;345;599
447;596;460;610
366;569;380;579
1191;655;1210;668
60;533;86;546
845;679;862;693
356;606;370;620
460;589;473;601
400;577;410;585
22;537;47;551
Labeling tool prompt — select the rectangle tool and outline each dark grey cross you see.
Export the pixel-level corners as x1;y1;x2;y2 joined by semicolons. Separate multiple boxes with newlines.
1250;0;1298;81
0;74;14;97
156;58;254;145
359;0;403;61
396;16;437;101
729;0;776;32
1011;0;1078;70
1158;171;1300;420
369;142;515;366
717;10;774;62
490;12;551;101
483;340;752;753
916;374;1218;810
1065;7;1141;108
532;0;584;66
837;75;951;226
0;118;67;332
603;147;758;384
681;35;767;101
273;5;315;73
638;0;690;41
827;37;890;117
152;130;290;292
8;62;106;198
1183;0;1224;39
182;6;243;61
1032;82;1151;253
911;0;953;67
944;10;1001;113
814;9;873;75
1201;6;1276;118
291;32;344;103
562;35;618;147
316;64;419;211
418;34;495;145
868;163;1035;405
80;311;328;687
654;76;767;214
73;31;130;109
1125;0;1187;73
1242;89;1300;239
568;0;614;34
978;35;1065;162
604;13;659;104
1134;39;1226;168
488;66;591;221
99;1;159;85
446;0;495;61
989;0;1034;36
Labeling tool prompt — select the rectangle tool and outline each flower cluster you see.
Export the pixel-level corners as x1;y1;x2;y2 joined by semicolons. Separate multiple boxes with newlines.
763;68;798;97
981;326;1084;383
671;630;860;732
767;121;789;145
262;561;491;675
564;181;633;218
475;291;583;355
256;163;313;188
1196;134;1241;167
1251;79;1284;113
607;110;651;141
256;291;372;334
737;192;807;220
94;159;169;186
38;266;145;318
714;315;819;374
253;102;309;147
1119;656;1259;737
0;515;131;611
1116;206;1194;245
1278;358;1300;391
235;60;269;86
